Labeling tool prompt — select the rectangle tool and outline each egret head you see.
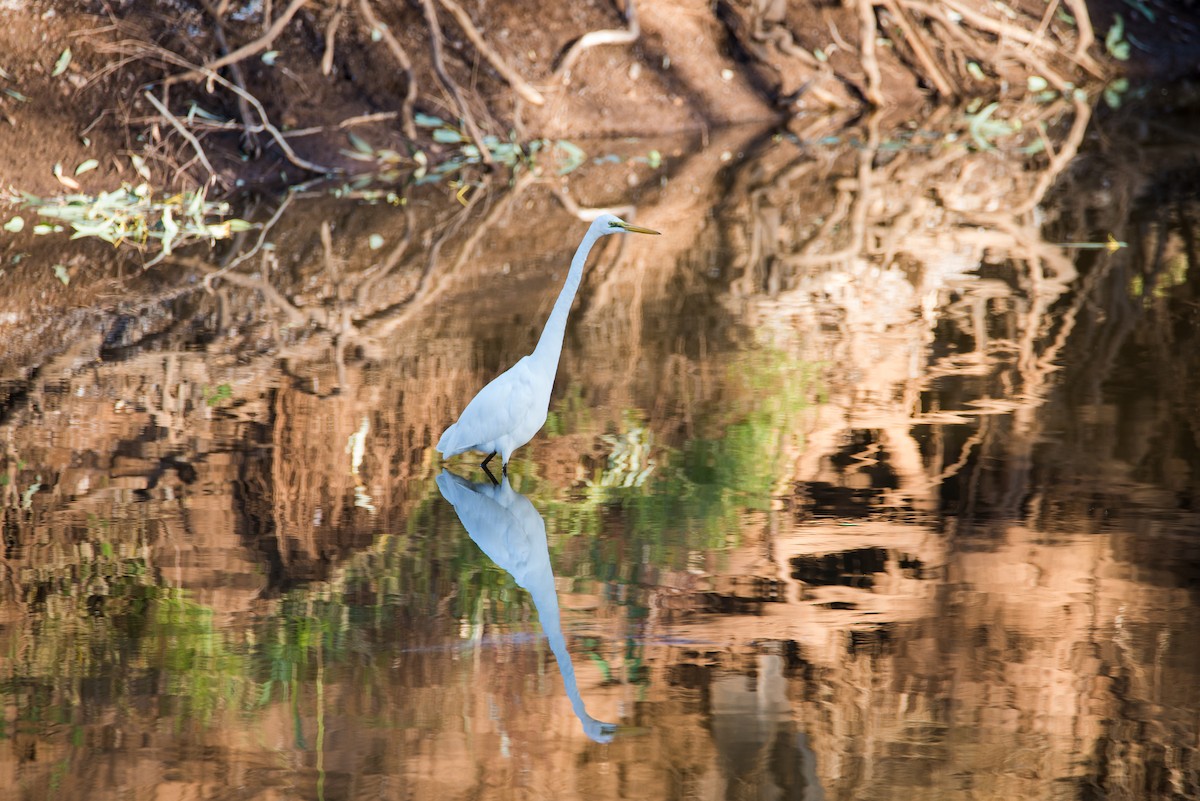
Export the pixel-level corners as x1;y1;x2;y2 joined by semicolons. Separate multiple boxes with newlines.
594;213;660;237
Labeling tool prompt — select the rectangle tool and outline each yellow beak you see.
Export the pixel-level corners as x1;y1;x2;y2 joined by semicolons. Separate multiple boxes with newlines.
615;221;661;235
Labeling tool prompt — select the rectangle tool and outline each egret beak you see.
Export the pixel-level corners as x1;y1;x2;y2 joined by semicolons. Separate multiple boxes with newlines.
614;221;660;235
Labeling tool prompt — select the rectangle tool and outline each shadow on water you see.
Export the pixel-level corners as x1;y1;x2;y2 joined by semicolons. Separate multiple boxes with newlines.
2;93;1200;799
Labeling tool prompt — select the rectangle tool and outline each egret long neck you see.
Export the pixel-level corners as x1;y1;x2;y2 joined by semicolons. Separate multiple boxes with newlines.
530;224;604;372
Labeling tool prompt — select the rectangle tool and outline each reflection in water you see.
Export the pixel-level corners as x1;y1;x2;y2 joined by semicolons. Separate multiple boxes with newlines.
2;105;1200;800
436;469;619;743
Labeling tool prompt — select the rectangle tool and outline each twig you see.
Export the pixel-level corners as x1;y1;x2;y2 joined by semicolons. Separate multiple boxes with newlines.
856;0;884;106
417;0;493;166
880;0;956;98
199;0;261;156
142;90;218;185
321;0;346;76
202;191;294;290
1061;0;1094;59
164;0;310;85
357;0;417;140
555;0;640;80
104;40;333;174
436;0;545;105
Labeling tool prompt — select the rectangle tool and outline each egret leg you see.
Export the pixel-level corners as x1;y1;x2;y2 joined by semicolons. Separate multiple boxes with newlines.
480;461;500;485
480;451;497;470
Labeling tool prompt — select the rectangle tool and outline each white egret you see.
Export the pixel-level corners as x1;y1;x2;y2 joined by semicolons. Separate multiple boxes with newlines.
437;213;659;476
436;469;619;743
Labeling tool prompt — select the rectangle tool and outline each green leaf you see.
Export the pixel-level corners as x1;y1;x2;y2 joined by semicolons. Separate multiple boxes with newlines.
368;233;384;250
646;149;662;169
75;158;99;175
1026;76;1048;93
1104;78;1130;109
261;50;279;65
53;264;70;285
414;112;446;128
347;132;375;155
432;128;465;144
51;47;72;77
3;216;24;233
1106;15;1130;61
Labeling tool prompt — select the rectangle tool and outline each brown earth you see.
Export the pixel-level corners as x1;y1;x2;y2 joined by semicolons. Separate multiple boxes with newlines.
0;0;1159;200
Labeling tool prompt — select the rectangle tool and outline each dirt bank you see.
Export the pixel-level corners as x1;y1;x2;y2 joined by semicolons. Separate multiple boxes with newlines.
0;0;1153;198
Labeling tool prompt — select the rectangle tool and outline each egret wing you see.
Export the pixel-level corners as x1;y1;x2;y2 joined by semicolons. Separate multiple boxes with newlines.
438;358;539;455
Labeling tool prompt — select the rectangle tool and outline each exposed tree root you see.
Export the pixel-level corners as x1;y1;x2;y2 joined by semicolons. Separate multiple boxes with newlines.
554;0;641;81
417;0;493;167
356;0;418;141
436;0;545;106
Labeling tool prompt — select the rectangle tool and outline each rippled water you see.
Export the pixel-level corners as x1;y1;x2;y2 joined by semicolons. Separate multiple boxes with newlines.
2;102;1199;800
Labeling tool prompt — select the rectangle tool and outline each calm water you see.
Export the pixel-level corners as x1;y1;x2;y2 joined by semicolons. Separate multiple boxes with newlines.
2;101;1199;800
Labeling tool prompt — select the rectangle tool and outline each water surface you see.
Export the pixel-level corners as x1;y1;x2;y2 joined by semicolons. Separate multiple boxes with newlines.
2;103;1199;800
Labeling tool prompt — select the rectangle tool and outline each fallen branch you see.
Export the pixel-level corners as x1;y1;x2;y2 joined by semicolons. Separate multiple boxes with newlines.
880;0;956;98
142;90;219;185
199;0;261;156
436;0;545;105
202;191;295;291
164;0;310;85
856;0;884;106
321;0;347;76
555;0;640;80
357;0;417;140
417;0;494;166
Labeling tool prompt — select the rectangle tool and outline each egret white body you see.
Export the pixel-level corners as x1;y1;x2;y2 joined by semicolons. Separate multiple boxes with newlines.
437;213;659;475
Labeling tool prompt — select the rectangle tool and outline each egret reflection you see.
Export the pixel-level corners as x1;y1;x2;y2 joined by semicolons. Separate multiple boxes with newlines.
436;469;619;743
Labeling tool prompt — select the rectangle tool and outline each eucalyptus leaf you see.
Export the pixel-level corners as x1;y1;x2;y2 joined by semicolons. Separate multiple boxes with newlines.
51;47;71;77
348;132;375;155
414;113;446;128
432;128;465;144
3;216;24;233
75;159;100;176
53;264;70;285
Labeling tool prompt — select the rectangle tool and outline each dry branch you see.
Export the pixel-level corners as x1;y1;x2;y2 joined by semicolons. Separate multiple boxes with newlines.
142;90;218;185
555;0;641;80
436;0;545;105
357;0;418;140
164;0;310;85
417;0;493;166
879;0;956;98
856;0;884;106
321;0;347;76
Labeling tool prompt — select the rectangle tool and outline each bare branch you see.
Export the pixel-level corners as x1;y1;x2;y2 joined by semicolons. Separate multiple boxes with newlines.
357;0;418;140
436;0;545;105
417;0;494;166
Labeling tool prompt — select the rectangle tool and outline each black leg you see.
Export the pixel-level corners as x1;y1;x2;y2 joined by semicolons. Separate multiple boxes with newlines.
480;451;497;470
481;461;499;485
